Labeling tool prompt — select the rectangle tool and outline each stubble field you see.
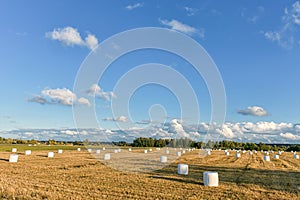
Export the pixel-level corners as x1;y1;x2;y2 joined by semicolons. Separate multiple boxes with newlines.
0;147;299;200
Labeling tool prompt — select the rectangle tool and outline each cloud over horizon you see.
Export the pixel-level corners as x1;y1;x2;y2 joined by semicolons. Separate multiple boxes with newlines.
3;120;300;143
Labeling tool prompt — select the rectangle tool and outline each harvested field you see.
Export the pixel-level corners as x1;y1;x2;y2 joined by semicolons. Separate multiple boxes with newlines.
0;148;299;199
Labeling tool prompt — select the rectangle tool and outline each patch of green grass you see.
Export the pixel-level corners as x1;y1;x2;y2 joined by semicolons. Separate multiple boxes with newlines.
0;144;80;152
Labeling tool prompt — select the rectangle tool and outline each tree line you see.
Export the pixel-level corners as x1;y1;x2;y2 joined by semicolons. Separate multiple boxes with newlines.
0;136;299;151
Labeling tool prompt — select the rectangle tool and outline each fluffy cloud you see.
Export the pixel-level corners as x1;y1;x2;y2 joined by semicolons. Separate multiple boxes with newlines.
46;26;99;50
42;88;76;106
169;119;190;138
103;116;127;122
280;132;300;140
87;84;115;101
126;3;143;10
264;1;300;48
3;121;300;143
237;106;268;116
159;19;204;37
216;124;235;138
28;87;90;107
77;97;91;107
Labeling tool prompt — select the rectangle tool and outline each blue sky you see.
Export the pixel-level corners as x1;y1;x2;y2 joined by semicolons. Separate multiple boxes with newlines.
1;1;300;143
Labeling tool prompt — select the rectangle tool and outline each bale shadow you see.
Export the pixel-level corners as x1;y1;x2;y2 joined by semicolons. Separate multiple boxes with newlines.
0;158;9;162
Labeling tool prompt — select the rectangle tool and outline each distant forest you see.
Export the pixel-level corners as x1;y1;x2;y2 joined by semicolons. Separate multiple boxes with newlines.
0;136;299;152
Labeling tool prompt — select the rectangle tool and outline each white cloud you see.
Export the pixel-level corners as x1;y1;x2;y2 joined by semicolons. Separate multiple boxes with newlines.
103;116;127;122
46;26;99;50
216;124;235;138
87;84;115;101
184;7;198;16
28;87;90;107
78;97;91;107
237;106;268;116
280;132;300;140
42;88;76;106
4;121;300;143
169;119;190;138
84;34;98;50
159;19;204;37
264;1;300;48
126;3;143;10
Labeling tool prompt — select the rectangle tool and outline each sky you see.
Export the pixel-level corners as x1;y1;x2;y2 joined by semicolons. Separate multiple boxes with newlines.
1;1;300;143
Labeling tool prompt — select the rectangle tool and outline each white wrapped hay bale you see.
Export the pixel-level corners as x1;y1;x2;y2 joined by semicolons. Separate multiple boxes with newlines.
128;148;132;152
249;151;253;155
12;148;17;153
273;155;279;159
149;148;152;152
156;148;160;150
225;152;230;156
264;155;270;161
242;150;246;154
254;150;257;154
236;153;241;158
102;147;106;150
77;148;81;152
144;150;148;154
278;151;282;155
294;155;299;159
58;149;63;154
182;150;186;154
25;150;31;155
48;152;54;158
87;149;92;153
114;149;118;153
206;150;211;155
96;149;101;154
176;152;182;156
160;156;167;163
265;151;269;155
203;172;219;187
104;153;110;160
165;150;169;154
118;148;122;152
178;164;188;175
9;154;18;163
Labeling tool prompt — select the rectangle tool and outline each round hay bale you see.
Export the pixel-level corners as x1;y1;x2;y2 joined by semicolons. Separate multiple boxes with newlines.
203;172;219;187
9;154;18;163
48;152;54;158
264;155;270;161
160;156;167;163
178;164;188;175
104;153;110;160
25;150;31;155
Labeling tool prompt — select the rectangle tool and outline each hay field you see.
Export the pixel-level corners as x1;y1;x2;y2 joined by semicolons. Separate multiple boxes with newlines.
0;148;299;200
